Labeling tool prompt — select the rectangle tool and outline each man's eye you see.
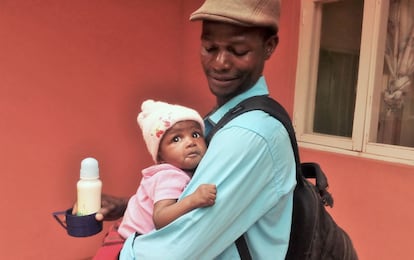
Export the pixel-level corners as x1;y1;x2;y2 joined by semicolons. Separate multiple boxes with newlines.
202;43;216;53
204;46;215;52
232;49;249;56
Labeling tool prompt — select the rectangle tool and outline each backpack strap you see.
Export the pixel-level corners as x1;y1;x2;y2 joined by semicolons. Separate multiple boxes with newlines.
206;95;304;186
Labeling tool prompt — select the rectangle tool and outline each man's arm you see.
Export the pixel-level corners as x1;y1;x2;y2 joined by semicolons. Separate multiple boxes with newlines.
120;114;295;259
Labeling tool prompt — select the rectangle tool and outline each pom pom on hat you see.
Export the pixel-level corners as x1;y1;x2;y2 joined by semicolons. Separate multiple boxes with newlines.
137;100;205;163
190;0;281;32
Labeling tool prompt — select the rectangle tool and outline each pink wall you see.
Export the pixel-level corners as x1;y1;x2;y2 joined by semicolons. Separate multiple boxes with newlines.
300;149;414;260
0;1;196;259
0;0;412;259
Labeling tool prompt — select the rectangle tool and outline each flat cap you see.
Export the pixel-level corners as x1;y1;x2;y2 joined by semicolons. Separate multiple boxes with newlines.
190;0;281;31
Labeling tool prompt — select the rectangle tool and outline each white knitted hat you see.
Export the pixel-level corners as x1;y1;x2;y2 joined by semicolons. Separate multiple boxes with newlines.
137;100;205;162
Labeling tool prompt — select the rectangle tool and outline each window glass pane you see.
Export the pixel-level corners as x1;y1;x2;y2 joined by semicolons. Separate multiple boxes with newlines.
376;0;414;147
313;0;363;137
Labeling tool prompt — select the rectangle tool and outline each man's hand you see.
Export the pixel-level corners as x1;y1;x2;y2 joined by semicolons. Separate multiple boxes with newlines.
72;194;128;221
96;194;128;221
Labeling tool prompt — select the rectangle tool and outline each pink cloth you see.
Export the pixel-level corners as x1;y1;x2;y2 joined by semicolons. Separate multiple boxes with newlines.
92;221;124;260
118;163;191;239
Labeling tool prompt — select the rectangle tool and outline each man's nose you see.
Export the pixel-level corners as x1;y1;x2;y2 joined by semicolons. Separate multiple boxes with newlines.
213;50;231;71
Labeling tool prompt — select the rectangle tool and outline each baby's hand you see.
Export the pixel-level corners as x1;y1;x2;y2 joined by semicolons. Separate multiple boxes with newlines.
193;184;217;207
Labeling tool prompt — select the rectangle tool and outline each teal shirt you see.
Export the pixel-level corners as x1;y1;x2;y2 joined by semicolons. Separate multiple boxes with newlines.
120;76;296;259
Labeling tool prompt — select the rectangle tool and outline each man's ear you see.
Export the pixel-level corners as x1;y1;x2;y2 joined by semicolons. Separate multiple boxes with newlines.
265;35;279;60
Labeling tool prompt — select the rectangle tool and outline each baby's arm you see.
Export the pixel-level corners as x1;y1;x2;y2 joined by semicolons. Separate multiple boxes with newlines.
153;184;216;229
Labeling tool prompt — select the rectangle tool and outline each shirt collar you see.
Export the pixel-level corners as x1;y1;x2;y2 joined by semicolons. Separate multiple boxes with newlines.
207;76;270;125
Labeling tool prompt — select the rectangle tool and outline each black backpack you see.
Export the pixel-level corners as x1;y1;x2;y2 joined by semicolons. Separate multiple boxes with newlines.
206;95;358;260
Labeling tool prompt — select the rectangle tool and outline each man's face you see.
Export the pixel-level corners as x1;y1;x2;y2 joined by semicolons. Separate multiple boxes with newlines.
200;21;276;105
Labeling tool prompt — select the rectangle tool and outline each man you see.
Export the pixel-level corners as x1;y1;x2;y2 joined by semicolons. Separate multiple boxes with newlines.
101;0;296;258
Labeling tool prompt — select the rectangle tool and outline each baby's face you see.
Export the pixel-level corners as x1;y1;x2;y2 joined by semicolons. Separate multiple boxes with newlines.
158;120;207;171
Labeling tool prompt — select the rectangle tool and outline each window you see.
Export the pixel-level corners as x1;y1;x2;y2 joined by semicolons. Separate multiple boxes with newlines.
294;0;414;165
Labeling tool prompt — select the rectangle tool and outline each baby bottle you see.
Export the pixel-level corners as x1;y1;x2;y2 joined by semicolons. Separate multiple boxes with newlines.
77;157;102;216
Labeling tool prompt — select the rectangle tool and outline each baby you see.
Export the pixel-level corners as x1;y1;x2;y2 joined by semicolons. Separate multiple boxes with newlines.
118;100;217;239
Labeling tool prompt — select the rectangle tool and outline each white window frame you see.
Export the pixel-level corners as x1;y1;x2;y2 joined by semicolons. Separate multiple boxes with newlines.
294;0;414;166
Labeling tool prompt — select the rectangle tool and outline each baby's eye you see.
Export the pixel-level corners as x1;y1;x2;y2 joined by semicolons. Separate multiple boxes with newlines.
172;136;181;142
192;132;201;138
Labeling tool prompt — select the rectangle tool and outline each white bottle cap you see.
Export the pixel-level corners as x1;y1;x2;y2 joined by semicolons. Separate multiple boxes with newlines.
80;157;99;179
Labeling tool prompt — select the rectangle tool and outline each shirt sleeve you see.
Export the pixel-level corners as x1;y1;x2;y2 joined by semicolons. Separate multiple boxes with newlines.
151;169;190;203
120;112;296;259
